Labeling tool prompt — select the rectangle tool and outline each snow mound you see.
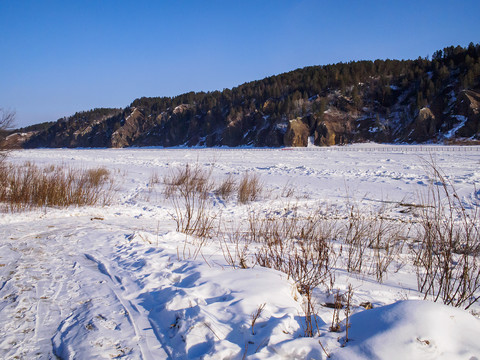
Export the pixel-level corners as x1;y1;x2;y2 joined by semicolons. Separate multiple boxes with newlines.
334;300;480;360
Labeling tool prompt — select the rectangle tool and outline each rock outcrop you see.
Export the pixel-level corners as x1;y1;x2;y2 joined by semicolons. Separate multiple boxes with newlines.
314;122;337;146
410;107;437;142
284;119;309;147
111;108;150;147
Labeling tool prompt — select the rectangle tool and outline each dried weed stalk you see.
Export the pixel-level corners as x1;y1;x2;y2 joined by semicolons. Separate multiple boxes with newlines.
414;159;480;309
164;163;217;239
251;206;338;338
341;202;406;282
218;221;251;269
251;303;266;335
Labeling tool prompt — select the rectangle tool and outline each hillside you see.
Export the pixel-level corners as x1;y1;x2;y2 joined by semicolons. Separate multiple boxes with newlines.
11;43;480;148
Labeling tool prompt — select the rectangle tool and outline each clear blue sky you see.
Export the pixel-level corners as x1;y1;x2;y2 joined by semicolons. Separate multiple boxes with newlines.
1;0;479;128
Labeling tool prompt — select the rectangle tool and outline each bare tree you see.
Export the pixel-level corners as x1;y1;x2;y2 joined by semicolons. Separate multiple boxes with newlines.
0;108;15;163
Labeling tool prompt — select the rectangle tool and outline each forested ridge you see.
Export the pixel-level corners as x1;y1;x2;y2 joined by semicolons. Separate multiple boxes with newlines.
15;43;480;148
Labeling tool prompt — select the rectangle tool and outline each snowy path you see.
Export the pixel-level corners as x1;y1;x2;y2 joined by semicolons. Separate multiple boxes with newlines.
0;215;173;359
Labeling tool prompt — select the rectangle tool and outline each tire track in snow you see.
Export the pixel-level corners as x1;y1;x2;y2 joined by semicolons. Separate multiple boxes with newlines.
0;229;73;359
0;220;169;359
83;252;171;360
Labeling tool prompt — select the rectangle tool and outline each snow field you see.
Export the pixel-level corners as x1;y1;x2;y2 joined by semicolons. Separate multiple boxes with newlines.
1;145;480;359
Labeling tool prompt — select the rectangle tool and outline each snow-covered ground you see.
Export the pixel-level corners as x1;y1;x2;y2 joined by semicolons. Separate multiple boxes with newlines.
1;145;480;359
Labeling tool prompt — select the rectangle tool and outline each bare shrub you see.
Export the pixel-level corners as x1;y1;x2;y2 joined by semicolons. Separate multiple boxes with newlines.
254;207;337;294
342;204;371;274
164;163;212;198
238;173;263;204
0;163;114;211
219;221;251;269
413;160;480;309
215;204;337;344
164;163;216;238
368;215;407;283
0;108;15;164
341;202;406;282
252;206;338;339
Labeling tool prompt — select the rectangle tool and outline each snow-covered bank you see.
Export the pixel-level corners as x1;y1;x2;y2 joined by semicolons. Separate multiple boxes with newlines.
1;146;479;359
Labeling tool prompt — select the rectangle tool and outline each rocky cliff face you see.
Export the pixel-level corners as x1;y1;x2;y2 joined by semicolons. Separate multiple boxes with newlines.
15;87;480;149
22;109;122;148
455;90;480;137
284;119;309;147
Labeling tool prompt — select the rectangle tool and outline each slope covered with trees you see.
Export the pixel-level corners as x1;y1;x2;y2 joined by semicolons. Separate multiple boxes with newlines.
18;43;480;148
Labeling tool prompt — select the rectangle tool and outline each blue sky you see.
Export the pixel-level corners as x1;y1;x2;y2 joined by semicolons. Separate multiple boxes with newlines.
1;0;479;128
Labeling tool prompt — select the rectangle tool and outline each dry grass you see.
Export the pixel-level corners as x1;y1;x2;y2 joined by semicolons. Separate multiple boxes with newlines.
215;174;236;200
0;162;114;211
149;171;161;186
164;163;212;199
238;173;263;204
86;167;110;187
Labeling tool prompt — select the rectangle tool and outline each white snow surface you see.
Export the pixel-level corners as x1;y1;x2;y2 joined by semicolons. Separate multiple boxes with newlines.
1;145;480;359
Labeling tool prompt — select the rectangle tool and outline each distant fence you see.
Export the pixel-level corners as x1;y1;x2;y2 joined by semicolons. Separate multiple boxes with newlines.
184;146;480;152
282;146;480;152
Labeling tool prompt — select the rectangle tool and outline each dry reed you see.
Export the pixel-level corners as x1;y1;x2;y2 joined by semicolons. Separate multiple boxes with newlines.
0;162;114;211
